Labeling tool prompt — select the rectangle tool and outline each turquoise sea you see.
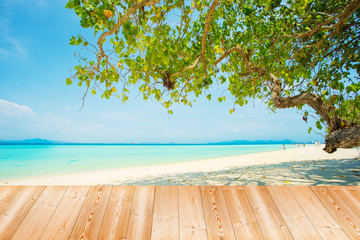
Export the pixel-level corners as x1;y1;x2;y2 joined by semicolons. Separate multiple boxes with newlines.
0;144;296;180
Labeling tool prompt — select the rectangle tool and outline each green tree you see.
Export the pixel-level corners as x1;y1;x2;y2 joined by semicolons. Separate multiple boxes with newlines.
66;0;360;153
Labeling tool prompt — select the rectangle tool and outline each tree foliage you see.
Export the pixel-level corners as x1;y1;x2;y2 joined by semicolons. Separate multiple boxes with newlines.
66;0;360;153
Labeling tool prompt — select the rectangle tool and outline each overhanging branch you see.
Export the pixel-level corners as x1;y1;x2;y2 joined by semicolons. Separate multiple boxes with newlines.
215;46;267;74
172;57;201;78
214;47;337;130
200;0;219;75
290;0;360;39
268;74;340;129
97;0;160;58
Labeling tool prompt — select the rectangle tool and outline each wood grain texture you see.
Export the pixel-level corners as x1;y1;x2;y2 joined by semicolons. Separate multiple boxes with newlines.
127;186;155;240
312;186;360;239
222;186;263;240
268;186;321;240
0;186;45;240
0;186;20;213
151;186;179;240
201;186;236;240
11;186;67;240
178;186;208;240
69;186;112;240
98;186;134;240
290;186;350;240
333;186;360;218
0;186;359;240
40;186;90;240
354;186;360;195
245;186;293;240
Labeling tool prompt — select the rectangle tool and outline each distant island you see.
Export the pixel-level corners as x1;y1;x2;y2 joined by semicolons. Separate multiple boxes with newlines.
0;138;305;145
210;139;298;145
0;138;60;145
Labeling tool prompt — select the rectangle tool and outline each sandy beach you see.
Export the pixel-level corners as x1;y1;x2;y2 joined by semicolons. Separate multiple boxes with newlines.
2;145;359;185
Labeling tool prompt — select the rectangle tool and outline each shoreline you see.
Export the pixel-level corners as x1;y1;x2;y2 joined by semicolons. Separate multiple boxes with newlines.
2;145;359;185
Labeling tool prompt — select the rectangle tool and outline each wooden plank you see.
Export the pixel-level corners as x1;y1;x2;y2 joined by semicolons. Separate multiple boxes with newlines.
245;186;293;239
290;186;350;240
333;186;360;217
69;186;112;240
11;186;67;240
0;186;45;240
201;186;236;240
312;186;360;239
178;186;207;240
1;185;360;240
127;186;155;240
355;186;360;194
40;186;90;240
0;186;20;213
268;186;321;240
97;186;134;240
151;186;179;240
222;186;263;240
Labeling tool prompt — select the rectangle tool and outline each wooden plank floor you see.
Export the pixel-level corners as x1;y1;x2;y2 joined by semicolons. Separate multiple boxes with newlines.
1;186;360;239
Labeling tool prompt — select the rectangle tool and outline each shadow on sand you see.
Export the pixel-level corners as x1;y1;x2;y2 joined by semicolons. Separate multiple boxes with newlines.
116;158;360;186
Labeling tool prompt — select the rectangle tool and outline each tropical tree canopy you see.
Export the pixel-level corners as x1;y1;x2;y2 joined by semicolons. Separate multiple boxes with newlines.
66;0;360;153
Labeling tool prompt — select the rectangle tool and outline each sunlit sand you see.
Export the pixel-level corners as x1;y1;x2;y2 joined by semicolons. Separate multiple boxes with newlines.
3;145;359;185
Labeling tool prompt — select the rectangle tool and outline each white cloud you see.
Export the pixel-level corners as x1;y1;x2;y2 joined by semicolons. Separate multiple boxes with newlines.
0;99;36;118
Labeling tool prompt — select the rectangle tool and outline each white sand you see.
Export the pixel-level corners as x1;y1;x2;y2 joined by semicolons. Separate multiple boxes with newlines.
2;145;359;185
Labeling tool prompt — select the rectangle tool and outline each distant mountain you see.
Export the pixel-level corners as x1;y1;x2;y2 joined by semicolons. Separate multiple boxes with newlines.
211;139;298;145
0;138;58;145
0;138;300;145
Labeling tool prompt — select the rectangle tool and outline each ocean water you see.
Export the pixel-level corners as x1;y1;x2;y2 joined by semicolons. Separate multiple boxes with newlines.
0;144;296;180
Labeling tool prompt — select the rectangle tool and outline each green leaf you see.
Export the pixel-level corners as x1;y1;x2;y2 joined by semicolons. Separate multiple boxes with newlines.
69;36;76;45
316;121;322;130
66;78;72;86
308;127;312;134
161;54;170;65
65;1;74;9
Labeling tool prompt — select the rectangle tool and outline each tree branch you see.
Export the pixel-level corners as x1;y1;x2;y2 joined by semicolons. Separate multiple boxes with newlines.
200;0;219;75
215;46;267;74
97;0;160;58
285;0;360;39
214;46;340;131
268;73;341;129
171;57;201;78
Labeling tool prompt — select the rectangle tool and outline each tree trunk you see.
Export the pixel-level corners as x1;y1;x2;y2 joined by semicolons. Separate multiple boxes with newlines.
268;74;360;154
324;126;360;153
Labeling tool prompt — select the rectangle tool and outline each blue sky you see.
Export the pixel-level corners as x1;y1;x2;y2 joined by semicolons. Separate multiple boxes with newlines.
0;0;323;143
